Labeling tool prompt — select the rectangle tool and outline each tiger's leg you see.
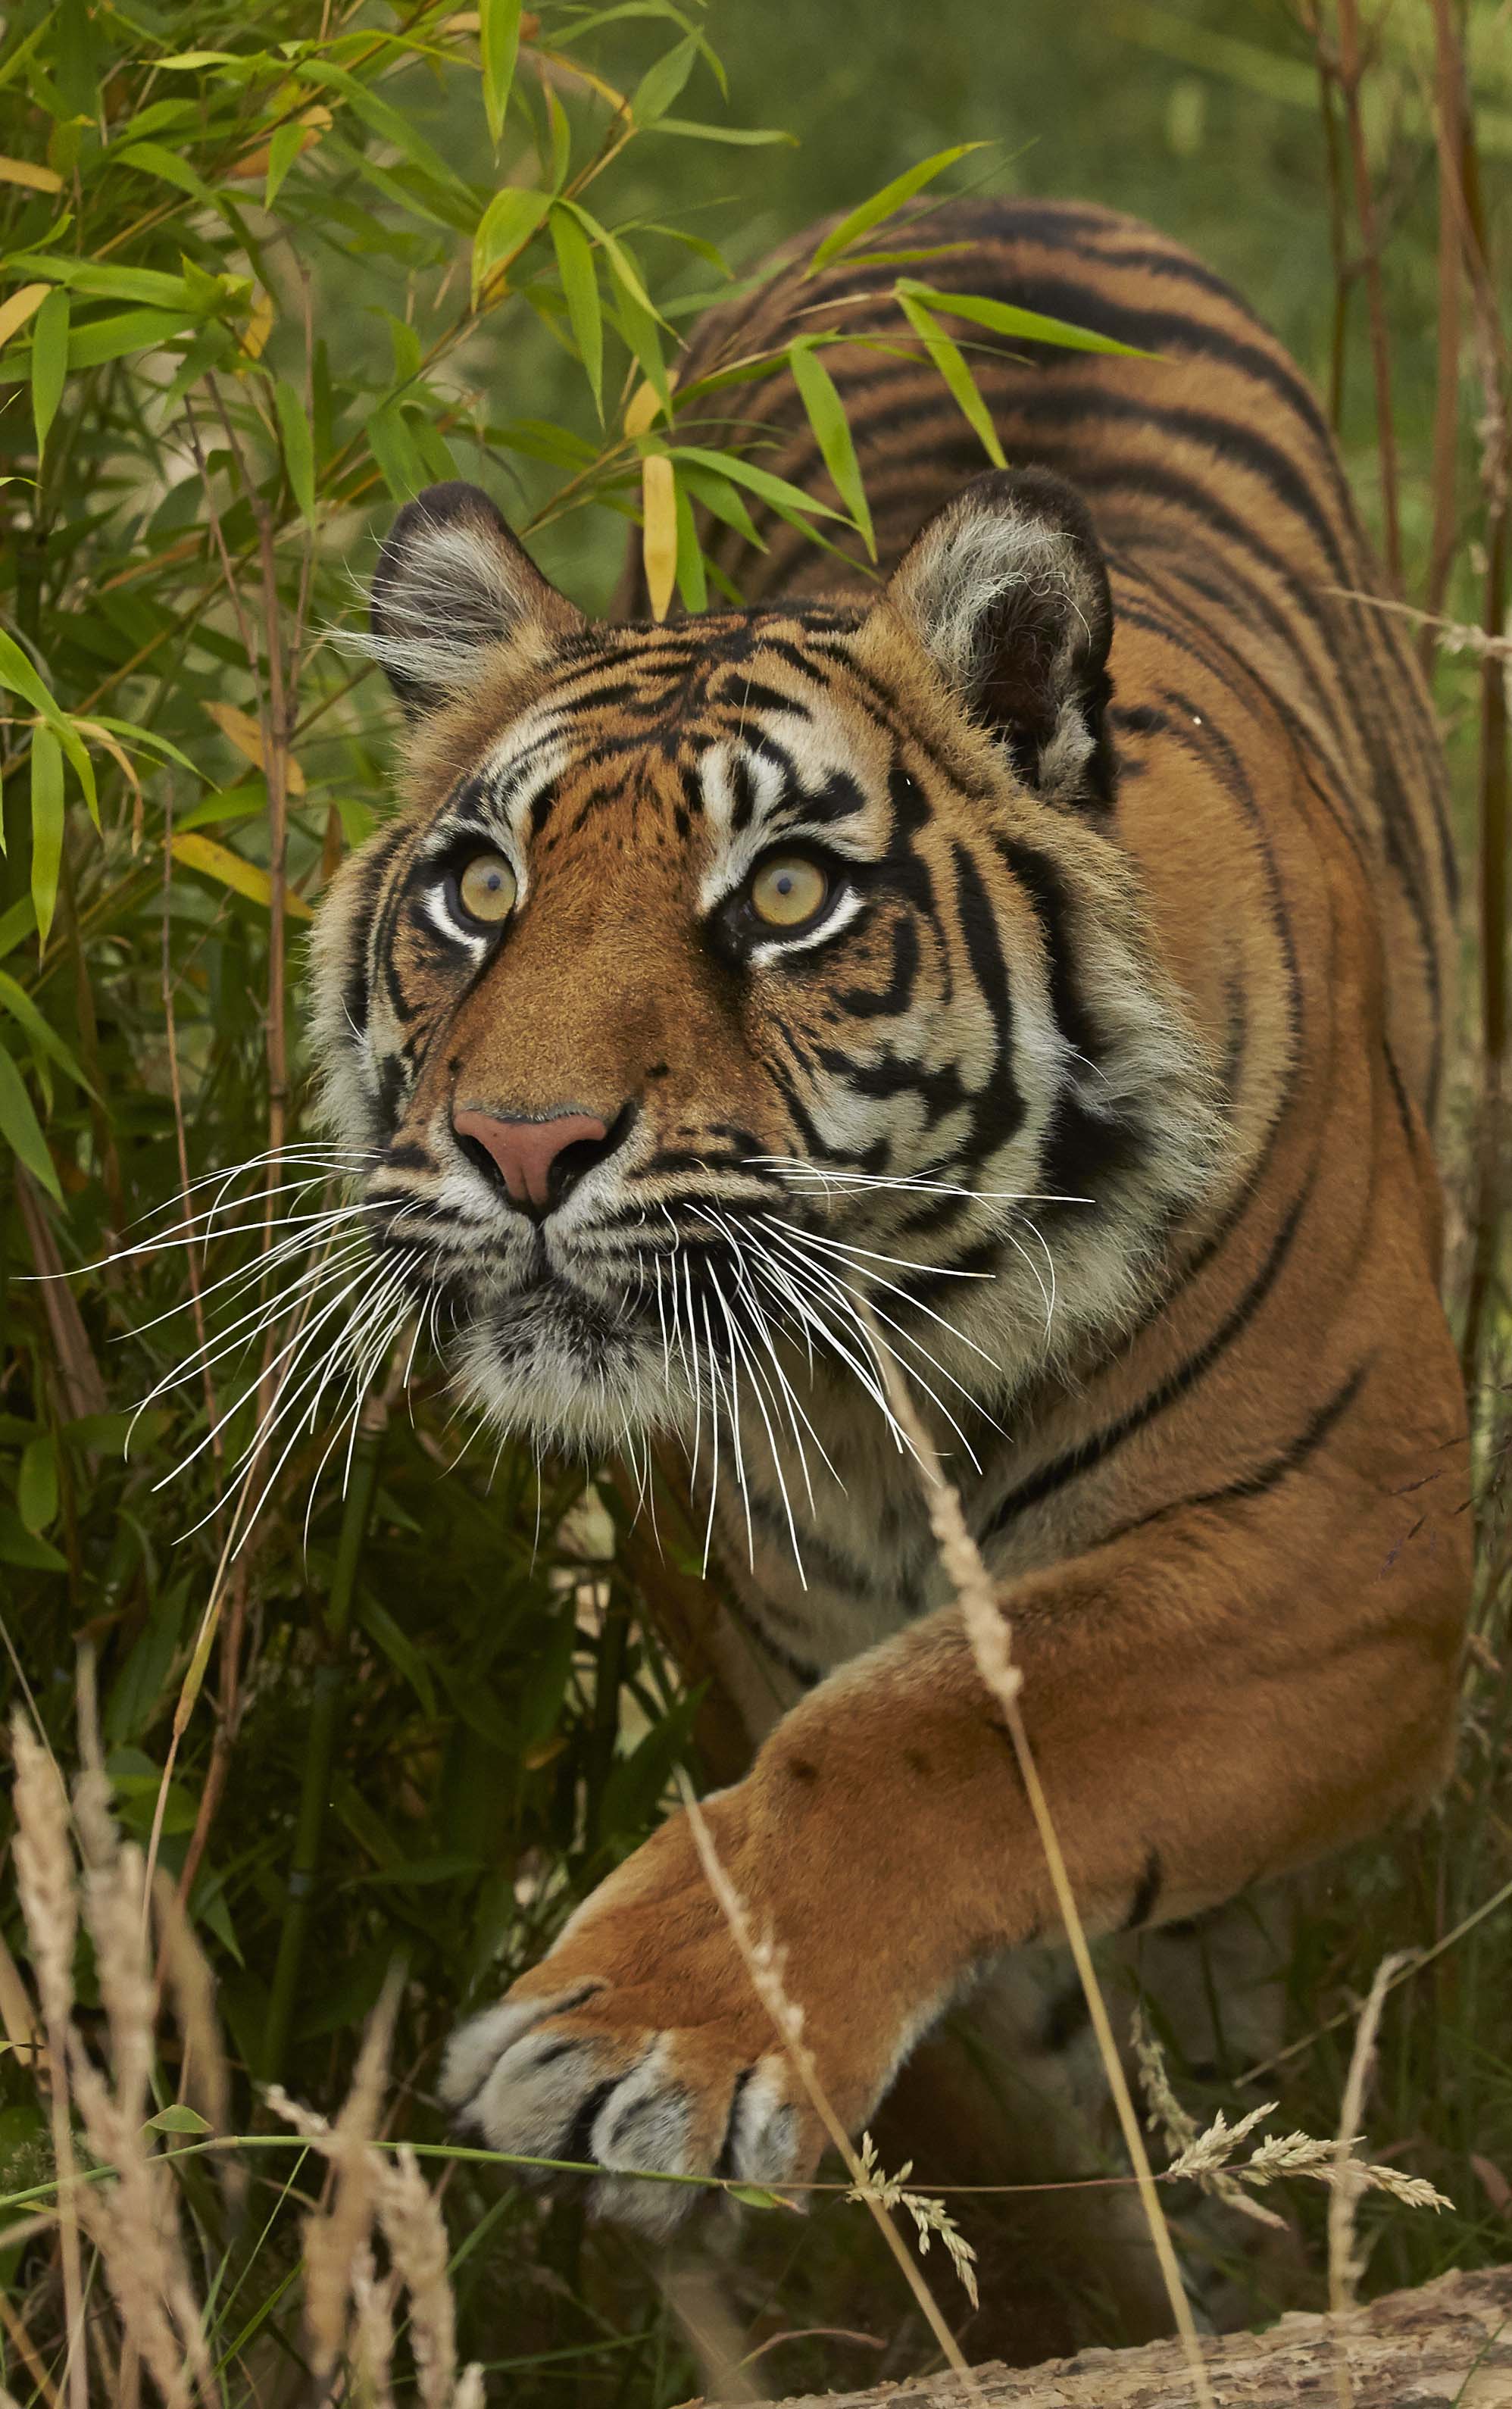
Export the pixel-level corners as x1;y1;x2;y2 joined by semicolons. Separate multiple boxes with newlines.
870;1886;1304;2361
441;1424;1464;2244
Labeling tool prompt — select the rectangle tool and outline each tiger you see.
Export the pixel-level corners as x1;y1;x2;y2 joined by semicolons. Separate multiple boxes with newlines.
311;195;1471;2320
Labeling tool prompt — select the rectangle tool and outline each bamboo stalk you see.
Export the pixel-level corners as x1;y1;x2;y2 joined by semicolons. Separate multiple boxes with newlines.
1422;0;1466;667
1335;0;1404;591
261;1388;390;2086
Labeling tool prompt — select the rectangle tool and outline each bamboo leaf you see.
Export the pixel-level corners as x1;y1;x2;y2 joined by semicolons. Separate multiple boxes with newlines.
0;1045;60;1204
641;451;678;620
480;0;524;145
29;723;64;946
66;307;202;370
17;1435;58;1536
264;118;310;211
893;288;1006;468
204;703;306;795
0;282;48;353
670;444;845;520
631;32;700;125
0;971;94;1094
644;117;795;145
896;278;1153;358
789;337;874;558
550;202;603;417
30;287;69;455
170;833;315;922
673;473;707;611
472;184;551;302
811;142;988;270
273;378;317;523
0;156;62;192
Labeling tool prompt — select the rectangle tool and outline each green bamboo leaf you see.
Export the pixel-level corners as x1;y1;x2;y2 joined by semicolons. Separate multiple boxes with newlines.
559;203;666;332
0;1045;60;1203
67;308;201;370
273;378;317;523
550;202;603;417
364;400;430;501
480;0;524;145
677;462;767;551
811;143;988;271
264;120;308;211
545;84;572;189
631;31;700;125
297;59;470;196
0;1505;66;1572
894;289;1006;469
110;140;217;204
673;474;707;611
897;279;1153;358
30;287;68;455
7;255;195;306
643;117;795;145
472;185;551;301
17;1434;58;1536
670;445;845;520
29;724;64;945
0;971;94;1094
789;338;874;559
0;632;61;718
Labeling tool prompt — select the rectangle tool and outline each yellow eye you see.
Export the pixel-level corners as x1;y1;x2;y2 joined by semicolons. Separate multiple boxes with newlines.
749;853;829;930
456;851;517;926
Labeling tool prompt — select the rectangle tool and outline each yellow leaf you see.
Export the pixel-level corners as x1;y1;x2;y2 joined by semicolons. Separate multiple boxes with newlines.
203;701;306;794
229;104;331;182
624;369;676;438
641;452;677;623
0;158;63;194
238;285;275;364
0;283;49;354
170;832;314;920
523;1733;569;1772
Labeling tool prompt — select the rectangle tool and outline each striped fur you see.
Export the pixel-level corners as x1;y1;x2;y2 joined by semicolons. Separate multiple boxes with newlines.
312;201;1470;2258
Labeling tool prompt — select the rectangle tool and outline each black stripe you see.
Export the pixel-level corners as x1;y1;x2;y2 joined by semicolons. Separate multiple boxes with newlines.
1098;1360;1372;1545
982;1168;1316;1539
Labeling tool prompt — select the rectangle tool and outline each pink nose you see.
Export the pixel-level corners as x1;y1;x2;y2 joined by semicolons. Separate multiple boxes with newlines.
453;1108;611;1215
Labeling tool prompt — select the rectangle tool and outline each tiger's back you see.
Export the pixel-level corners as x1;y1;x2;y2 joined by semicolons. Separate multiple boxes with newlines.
675;195;1457;1129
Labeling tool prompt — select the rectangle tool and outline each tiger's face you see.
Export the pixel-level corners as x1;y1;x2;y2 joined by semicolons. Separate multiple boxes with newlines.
312;474;1221;1459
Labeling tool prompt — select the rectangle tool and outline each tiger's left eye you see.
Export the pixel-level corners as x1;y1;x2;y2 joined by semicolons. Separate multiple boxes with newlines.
455;851;517;926
749;853;829;930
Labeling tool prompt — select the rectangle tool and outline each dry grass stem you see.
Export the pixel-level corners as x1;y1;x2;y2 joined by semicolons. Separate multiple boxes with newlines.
862;1328;1218;2409
675;1774;990;2405
11;1714;89;2409
1327;1951;1414;2408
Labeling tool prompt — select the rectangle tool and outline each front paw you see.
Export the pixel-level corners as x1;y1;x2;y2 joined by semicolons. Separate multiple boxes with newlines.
438;1806;829;2239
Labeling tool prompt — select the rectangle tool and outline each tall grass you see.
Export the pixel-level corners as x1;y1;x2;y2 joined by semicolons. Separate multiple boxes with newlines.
0;0;1509;2401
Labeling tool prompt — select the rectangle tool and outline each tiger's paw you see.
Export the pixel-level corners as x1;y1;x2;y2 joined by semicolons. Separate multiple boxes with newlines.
438;1808;829;2239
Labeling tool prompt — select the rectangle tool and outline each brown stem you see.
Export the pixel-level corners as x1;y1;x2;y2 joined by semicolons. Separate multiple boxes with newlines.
1448;67;1511;1387
1335;0;1404;591
1422;0;1466;668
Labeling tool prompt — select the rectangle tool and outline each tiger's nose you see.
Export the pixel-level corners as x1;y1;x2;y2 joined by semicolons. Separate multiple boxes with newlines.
452;1106;615;1218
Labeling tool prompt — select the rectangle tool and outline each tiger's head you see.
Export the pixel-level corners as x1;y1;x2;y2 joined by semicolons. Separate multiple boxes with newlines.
311;471;1223;1462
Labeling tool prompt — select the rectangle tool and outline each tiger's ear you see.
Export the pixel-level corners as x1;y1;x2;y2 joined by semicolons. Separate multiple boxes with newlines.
367;481;585;716
883;467;1116;806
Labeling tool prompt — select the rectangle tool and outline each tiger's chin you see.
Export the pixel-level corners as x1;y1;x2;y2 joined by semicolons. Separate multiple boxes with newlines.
445;1284;687;1458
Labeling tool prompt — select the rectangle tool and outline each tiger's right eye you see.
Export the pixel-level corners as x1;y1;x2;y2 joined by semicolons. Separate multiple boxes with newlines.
455;851;517;926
